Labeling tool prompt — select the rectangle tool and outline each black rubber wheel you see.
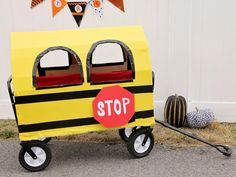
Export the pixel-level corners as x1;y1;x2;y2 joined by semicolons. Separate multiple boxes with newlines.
119;128;132;142
127;128;154;158
35;137;51;143
119;127;140;142
19;141;52;172
42;138;51;144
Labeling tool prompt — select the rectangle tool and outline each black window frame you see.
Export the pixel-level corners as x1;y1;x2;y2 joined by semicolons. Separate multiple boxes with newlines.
86;40;135;83
32;46;84;89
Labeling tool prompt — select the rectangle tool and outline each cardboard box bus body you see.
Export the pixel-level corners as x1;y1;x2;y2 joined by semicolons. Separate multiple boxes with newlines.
10;26;155;141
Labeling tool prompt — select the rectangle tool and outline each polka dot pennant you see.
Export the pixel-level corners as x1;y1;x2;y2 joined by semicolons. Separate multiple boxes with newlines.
88;0;104;18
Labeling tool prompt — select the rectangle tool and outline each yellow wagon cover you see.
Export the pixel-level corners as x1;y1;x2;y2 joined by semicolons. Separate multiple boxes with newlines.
11;26;155;141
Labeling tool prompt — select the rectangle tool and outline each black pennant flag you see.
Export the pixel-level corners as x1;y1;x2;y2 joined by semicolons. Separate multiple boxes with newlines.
68;1;87;27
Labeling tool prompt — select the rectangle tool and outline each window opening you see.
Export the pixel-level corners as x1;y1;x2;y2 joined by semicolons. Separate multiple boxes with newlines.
33;47;84;89
87;40;135;84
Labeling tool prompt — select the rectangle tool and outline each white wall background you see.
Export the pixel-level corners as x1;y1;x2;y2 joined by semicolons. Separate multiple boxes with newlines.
0;0;236;122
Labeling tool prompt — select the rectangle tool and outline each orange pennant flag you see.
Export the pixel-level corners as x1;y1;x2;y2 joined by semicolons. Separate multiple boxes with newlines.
108;0;125;12
52;0;67;17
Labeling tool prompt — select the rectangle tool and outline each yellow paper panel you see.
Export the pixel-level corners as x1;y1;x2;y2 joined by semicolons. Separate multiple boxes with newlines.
10;26;155;141
11;26;152;95
16;93;153;125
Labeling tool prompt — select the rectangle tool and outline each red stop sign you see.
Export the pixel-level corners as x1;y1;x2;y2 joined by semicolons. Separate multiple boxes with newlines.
93;85;135;128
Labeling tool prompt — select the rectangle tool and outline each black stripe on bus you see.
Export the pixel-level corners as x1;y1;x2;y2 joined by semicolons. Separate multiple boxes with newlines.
18;110;154;133
15;85;153;104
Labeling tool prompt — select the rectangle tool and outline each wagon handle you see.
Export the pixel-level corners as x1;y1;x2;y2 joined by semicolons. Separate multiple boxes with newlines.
7;76;18;125
7;76;14;104
155;120;232;157
214;144;232;157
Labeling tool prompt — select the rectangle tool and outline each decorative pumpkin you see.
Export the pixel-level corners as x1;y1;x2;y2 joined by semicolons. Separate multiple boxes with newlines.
164;94;187;127
187;108;214;128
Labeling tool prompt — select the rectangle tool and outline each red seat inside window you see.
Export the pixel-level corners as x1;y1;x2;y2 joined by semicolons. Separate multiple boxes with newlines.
36;74;82;88
90;70;133;83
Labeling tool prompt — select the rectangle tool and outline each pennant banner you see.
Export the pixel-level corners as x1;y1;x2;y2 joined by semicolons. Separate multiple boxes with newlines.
88;0;104;18
52;0;67;17
68;1;88;27
31;0;44;8
108;0;125;12
31;0;126;27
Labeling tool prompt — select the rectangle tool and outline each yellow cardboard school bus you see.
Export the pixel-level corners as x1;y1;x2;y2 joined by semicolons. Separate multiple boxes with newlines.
8;26;155;171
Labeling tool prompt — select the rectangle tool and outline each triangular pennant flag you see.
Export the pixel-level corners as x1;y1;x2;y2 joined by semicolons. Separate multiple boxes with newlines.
68;1;88;27
88;0;104;18
108;0;125;12
31;0;44;8
52;0;67;17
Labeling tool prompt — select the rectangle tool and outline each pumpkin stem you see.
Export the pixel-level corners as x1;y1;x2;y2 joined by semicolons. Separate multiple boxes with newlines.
195;107;199;112
175;94;178;98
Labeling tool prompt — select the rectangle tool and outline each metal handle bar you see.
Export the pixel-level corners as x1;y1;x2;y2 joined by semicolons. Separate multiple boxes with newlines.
7;76;18;125
155;120;232;157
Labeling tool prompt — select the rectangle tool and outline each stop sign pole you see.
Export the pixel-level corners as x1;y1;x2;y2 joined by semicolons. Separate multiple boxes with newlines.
93;85;135;128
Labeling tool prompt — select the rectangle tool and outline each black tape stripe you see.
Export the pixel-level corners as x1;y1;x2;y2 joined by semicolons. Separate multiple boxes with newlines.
15;85;153;104
18;110;154;133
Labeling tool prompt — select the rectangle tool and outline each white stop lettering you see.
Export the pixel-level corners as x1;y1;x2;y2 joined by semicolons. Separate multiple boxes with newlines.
97;97;130;117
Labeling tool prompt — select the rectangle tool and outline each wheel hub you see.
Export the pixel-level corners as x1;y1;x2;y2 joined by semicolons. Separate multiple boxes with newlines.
24;147;46;167
134;134;151;153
